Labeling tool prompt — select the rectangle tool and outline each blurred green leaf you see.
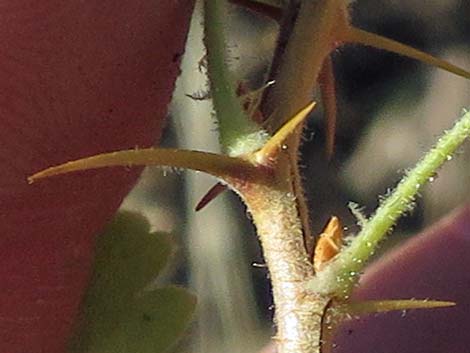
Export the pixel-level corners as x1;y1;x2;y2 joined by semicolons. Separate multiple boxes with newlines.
72;211;196;353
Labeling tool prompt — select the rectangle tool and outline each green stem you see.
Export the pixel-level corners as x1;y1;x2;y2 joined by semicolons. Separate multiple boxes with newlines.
204;0;268;156
308;109;470;298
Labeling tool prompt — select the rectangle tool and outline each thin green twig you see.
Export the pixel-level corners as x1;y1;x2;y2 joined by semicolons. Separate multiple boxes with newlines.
203;0;268;156
308;109;470;299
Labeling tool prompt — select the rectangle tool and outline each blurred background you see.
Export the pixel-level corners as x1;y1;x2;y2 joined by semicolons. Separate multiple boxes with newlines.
119;1;470;352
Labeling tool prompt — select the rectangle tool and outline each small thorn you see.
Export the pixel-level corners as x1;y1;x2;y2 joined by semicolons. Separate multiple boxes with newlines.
345;26;470;80
195;182;228;211
331;299;455;320
254;102;316;164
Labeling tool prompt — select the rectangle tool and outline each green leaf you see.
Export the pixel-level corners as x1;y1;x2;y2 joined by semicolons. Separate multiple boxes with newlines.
71;211;196;353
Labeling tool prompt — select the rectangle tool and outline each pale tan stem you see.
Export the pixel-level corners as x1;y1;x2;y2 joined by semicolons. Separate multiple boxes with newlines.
260;0;349;259
246;3;349;351
237;179;329;353
263;0;346;130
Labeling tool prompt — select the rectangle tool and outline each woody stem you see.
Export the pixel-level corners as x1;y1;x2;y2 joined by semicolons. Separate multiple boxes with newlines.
234;172;328;353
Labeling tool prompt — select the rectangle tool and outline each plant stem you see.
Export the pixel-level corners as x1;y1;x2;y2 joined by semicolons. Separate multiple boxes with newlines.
204;0;269;156
237;180;329;353
262;0;346;130
233;2;350;352
260;0;348;256
308;109;470;298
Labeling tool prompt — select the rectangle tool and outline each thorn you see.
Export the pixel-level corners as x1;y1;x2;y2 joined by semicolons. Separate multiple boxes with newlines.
345;26;470;80
27;148;268;185
331;299;455;319
313;216;343;272
195;182;228;211
318;56;337;160
254;102;316;164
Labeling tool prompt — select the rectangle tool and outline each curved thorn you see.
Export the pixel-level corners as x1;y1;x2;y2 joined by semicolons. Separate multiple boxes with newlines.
195;182;228;211
28;148;269;185
345;26;470;80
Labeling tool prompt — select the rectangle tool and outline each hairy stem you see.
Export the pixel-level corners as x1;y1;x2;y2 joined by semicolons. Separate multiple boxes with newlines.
308;109;470;298
237;181;329;353
204;0;269;156
260;0;349;258
241;2;349;352
263;0;346;130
